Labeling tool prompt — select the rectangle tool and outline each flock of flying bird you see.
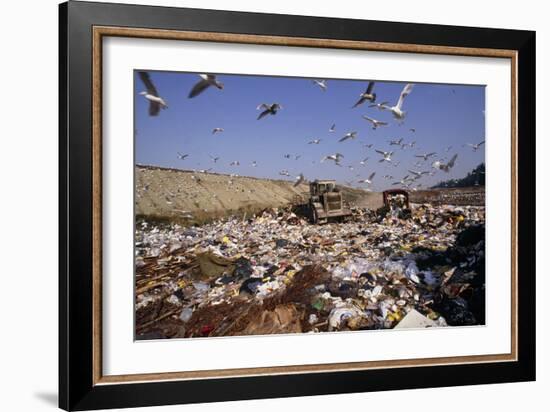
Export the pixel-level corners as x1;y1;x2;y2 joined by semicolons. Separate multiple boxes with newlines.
138;71;484;191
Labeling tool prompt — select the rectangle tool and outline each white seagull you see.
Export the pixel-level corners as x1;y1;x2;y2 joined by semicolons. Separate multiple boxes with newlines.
408;169;429;178
212;127;224;134
393;175;412;186
375;149;394;163
432;154;458;172
339;131;358;142
467;140;485;151
312;80;327;91
209;155;220;163
329;123;336;132
321;153;344;165
308;138;322;144
368;101;389;111
360;157;369;166
383;83;414;120
279;169;290;177
362;115;388;130
188;74;224;98
229;160;240;166
415;152;437;161
358;172;376;185
177;152;189;160
389;138;404;146
138;71;168;116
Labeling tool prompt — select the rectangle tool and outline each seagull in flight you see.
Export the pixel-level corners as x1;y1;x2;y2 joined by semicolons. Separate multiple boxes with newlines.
375;149;394;163
383;83;414;120
177;152;189;160
408;169;429;178
359;157;369;166
294;173;306;186
188;74;224;98
284;154;292;159
363;143;373;149
251;160;258;167
339;131;358;142
358;172;376;185
212;127;224;134
393;175;412;186
308;138;322;144
229;160;240;166
415;152;437;161
209;155;220;163
467;140;485;151
321;153;344;165
312;79;327;91
329;123;336;132
369;101;389;111
432;154;458;172
352;81;376;108
138;71;168;116
389;138;404;146
362;115;388;130
279;169;290;177
257;103;283;120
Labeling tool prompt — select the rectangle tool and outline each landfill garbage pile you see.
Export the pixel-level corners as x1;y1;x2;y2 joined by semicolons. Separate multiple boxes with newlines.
135;203;485;339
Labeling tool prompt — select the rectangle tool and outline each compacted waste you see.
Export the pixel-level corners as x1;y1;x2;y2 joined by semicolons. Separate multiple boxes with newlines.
135;203;485;339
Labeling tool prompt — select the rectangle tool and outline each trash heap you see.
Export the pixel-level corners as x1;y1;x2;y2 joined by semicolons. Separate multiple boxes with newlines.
135;204;485;339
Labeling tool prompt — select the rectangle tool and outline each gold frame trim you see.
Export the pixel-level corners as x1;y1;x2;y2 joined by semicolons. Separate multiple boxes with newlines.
92;26;518;386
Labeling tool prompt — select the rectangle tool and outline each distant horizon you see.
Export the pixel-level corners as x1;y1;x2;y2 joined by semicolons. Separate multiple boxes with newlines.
135;70;485;192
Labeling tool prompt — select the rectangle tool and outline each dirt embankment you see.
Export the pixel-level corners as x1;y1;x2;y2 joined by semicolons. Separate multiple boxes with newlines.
135;165;381;223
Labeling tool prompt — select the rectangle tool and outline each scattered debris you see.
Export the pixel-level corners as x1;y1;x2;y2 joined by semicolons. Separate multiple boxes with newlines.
135;203;485;339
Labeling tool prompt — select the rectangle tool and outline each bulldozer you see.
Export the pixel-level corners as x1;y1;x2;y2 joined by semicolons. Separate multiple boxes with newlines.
308;180;352;224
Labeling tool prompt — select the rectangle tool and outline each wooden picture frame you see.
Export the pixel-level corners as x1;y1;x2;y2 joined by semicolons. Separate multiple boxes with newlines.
59;1;535;410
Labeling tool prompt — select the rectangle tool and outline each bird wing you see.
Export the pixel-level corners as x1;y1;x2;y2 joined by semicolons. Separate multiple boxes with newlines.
339;135;350;142
368;172;376;180
478;140;486;146
366;81;375;94
362;115;375;124
138;71;159;96
188;78;210;98
427;152;436;157
352;96;365;108
447;154;458;168
336;153;344;158
257;110;269;120
256;103;270;110
148;101;160;116
375;149;386;156
396;83;414;109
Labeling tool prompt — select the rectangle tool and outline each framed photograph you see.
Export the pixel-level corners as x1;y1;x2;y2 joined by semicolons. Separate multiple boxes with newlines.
59;1;535;410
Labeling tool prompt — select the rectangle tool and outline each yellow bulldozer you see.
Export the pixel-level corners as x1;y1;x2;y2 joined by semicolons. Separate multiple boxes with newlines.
308;180;352;224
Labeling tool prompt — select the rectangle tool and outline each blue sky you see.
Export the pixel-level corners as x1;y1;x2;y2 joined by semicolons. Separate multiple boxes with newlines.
135;71;485;191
